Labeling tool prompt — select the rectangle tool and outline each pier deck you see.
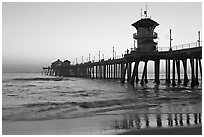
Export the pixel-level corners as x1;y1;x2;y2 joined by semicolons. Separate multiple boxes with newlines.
43;43;202;88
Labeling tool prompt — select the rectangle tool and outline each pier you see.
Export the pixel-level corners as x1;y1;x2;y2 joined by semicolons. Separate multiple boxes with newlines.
42;10;202;88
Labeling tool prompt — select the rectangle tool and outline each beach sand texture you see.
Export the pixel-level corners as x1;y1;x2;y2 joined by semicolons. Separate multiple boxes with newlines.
3;113;202;135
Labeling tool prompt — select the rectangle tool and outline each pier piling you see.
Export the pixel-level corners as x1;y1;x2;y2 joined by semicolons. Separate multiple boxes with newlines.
176;60;181;84
172;59;176;87
140;61;148;86
130;60;139;85
154;59;160;85
190;58;195;88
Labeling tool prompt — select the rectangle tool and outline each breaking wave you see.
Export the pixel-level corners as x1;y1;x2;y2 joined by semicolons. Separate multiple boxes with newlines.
13;77;63;81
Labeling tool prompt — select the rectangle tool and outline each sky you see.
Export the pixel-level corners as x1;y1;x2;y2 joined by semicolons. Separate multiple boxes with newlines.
2;2;202;73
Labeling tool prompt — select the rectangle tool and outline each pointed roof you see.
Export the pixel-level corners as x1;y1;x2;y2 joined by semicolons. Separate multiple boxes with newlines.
51;59;62;66
64;60;71;63
132;18;159;30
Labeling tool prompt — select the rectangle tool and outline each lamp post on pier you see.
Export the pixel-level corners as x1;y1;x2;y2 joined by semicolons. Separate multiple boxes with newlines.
198;31;200;47
170;29;173;51
98;51;100;62
113;47;115;59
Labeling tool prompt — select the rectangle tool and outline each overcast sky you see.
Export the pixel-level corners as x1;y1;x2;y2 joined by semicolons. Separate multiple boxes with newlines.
2;2;202;73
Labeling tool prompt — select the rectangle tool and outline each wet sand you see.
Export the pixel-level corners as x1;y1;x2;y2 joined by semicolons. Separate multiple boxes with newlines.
119;125;202;135
2;115;120;135
2;114;202;135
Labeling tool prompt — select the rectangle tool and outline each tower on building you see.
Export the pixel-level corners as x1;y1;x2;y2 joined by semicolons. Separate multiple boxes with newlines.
132;7;159;52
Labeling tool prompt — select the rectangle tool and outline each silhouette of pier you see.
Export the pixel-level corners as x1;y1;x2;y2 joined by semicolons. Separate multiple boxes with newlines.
42;10;202;88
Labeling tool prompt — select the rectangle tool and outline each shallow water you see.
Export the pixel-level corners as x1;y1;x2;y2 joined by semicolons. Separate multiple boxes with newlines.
2;73;201;124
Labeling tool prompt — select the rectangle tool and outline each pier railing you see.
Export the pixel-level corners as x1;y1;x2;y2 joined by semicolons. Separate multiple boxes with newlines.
158;41;202;52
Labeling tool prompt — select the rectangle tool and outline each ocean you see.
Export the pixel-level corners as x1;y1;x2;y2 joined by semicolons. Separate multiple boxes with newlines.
2;72;202;134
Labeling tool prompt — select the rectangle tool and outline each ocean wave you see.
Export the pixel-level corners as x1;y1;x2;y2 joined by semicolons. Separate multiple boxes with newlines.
7;94;17;97
22;84;37;87
154;96;181;101
5;84;15;87
2;99;158;121
13;77;63;81
21;98;139;110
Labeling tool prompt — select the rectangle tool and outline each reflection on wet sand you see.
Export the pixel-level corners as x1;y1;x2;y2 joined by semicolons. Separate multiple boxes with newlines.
168;113;173;126
113;113;201;131
144;113;149;127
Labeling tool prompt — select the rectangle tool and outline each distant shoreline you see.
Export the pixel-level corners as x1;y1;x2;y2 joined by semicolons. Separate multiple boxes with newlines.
2;72;42;74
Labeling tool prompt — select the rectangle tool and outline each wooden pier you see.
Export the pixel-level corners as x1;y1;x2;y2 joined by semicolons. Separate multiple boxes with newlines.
42;44;202;88
42;11;202;88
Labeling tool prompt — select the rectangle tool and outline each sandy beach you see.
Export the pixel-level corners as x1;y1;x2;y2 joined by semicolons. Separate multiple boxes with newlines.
3;115;121;135
2;114;202;135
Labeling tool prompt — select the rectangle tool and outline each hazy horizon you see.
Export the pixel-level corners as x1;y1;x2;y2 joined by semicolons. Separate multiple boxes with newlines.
2;2;202;73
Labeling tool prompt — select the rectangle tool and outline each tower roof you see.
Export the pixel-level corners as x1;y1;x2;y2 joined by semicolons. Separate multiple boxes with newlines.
132;18;159;30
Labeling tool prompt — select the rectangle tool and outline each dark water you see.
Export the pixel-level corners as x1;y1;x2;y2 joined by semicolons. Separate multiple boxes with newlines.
2;73;202;130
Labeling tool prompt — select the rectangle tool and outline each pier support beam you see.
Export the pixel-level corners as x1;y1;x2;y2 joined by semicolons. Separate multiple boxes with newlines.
140;61;148;86
118;64;121;79
100;65;102;79
120;63;123;79
103;65;106;79
115;64;118;79
111;64;113;79
167;58;171;84
172;59;176;87
96;66;98;79
182;59;189;86
136;65;139;83
165;59;168;83
195;59;199;85
127;62;132;82
130;60;140;85
113;64;116;79
107;65;109;79
154;59;160;85
181;60;185;85
145;62;148;83
176;60;181;84
190;58;195;88
199;59;202;79
108;64;111;79
92;66;95;79
89;67;92;78
121;63;127;83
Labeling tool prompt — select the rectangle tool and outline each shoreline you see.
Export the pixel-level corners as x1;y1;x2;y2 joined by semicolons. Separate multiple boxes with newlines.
2;114;202;135
119;125;202;135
